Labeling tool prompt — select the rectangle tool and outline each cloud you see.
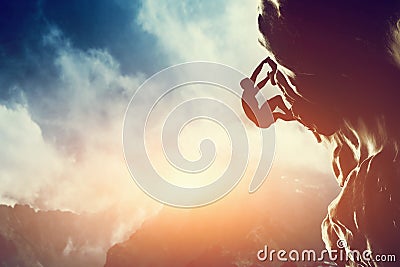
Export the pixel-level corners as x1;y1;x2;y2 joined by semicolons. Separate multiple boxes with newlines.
137;0;267;72
0;104;62;205
0;27;161;222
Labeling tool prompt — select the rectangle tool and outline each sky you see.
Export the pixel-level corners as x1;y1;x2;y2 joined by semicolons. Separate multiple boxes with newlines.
0;0;336;224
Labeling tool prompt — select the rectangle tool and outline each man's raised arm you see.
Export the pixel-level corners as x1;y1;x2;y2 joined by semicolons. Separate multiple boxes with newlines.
250;57;270;82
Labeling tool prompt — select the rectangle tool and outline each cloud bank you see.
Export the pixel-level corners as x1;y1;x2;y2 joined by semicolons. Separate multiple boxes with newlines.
0;0;335;218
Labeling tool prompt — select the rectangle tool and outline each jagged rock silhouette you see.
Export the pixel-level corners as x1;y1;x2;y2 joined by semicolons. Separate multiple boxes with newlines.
258;1;400;266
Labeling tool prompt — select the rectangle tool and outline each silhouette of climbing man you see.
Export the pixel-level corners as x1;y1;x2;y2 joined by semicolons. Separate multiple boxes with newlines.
240;57;294;128
241;57;340;142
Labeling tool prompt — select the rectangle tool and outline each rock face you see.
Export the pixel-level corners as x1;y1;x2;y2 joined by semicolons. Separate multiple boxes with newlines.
0;204;119;267
104;174;339;267
259;1;400;266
